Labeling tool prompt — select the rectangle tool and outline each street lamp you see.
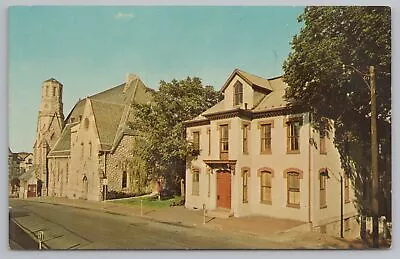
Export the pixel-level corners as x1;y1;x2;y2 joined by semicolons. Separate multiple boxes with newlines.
342;64;379;248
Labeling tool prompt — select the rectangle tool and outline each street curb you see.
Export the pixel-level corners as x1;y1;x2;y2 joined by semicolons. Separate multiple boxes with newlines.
10;218;49;250
23;199;197;230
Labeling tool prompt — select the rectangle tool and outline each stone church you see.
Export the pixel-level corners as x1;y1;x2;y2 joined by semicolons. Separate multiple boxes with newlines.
33;74;153;201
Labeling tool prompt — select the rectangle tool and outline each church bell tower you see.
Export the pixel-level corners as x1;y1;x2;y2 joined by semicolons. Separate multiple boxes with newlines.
33;78;65;196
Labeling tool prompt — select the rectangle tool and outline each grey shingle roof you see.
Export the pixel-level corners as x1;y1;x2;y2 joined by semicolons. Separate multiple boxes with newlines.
91;99;125;147
220;69;273;93
48;123;75;155
253;77;287;111
19;167;37;181
59;76;152;152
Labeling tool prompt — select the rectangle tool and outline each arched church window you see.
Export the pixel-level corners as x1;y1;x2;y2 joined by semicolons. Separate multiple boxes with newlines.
122;171;127;189
84;118;89;129
66;163;69;183
88;142;92;157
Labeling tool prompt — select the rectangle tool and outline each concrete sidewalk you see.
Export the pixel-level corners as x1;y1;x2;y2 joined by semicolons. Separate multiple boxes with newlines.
18;196;304;239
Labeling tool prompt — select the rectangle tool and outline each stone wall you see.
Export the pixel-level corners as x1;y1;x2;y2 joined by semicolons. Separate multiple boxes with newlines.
105;135;151;195
48;156;69;198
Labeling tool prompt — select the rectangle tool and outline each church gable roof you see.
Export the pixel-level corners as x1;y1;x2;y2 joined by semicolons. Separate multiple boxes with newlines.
91;99;125;149
65;76;152;124
61;75;152;151
48;123;75;155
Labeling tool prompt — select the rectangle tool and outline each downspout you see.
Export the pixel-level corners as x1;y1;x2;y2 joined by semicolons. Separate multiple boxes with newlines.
308;113;312;224
103;151;108;200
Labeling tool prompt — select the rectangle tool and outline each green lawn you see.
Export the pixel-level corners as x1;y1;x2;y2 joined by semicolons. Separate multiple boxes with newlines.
111;195;183;208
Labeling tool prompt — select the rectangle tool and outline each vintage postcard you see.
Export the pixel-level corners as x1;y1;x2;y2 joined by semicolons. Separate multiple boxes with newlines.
7;5;391;250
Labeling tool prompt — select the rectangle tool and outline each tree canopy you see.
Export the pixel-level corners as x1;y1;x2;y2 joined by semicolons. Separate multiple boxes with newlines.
129;77;222;193
283;6;391;219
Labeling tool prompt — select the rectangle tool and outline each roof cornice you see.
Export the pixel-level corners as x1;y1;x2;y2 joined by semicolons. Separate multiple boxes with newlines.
184;118;211;128
186;105;307;127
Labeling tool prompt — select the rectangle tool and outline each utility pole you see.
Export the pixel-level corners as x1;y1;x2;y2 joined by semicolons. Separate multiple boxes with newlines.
370;65;379;248
340;175;344;238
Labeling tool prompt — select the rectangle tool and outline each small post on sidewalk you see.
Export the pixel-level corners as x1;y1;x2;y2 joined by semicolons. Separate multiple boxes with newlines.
38;231;44;250
203;204;206;224
140;199;143;217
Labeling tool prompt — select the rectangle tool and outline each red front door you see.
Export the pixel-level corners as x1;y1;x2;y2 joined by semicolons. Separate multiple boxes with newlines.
27;184;37;197
217;171;231;209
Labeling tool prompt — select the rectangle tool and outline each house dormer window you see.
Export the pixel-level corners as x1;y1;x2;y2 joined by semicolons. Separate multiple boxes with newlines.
233;81;243;106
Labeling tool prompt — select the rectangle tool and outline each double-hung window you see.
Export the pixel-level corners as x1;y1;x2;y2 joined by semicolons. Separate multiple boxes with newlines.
260;171;272;204
287;121;300;153
287;172;300;207
261;124;272;154
243;124;249;154
192;131;200;153
192;169;200;196
242;170;249;203
220;125;229;159
320;173;327;208
320;126;327;154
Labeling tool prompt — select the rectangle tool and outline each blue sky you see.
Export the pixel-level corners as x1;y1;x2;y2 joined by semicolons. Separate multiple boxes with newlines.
8;6;304;152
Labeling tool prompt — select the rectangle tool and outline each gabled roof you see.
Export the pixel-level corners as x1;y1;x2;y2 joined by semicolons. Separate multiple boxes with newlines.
19;167;37;181
220;69;273;93
185;71;289;126
65;98;86;123
64;83;126;123
65;77;152;124
17;152;32;160
48;123;76;156
253;76;287;111
60;76;152;152
91;99;125;148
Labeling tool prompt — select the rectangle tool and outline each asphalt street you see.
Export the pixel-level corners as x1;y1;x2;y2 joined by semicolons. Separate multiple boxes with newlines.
9;199;280;250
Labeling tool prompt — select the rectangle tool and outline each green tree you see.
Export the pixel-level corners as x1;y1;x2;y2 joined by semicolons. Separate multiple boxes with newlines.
129;77;222;194
283;6;391;222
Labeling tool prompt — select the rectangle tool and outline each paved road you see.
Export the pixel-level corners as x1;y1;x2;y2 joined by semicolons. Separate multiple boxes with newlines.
9;199;282;250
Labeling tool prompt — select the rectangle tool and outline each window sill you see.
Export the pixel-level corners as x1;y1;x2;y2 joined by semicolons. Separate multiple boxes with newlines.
260;151;272;155
261;201;272;205
286;150;300;154
320;205;327;209
242;201;248;204
320;152;327;155
287;203;300;209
